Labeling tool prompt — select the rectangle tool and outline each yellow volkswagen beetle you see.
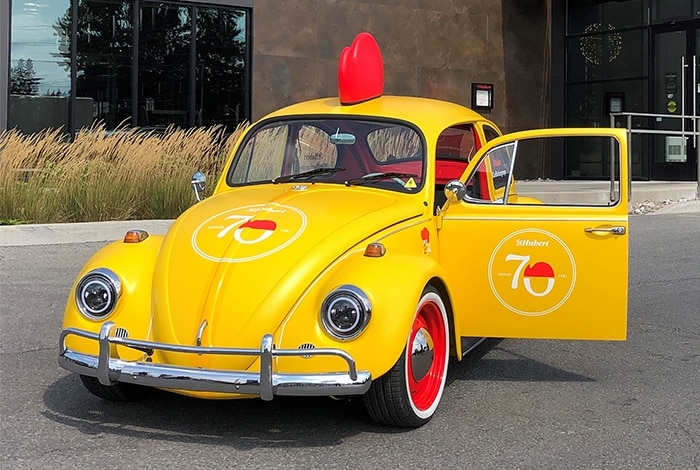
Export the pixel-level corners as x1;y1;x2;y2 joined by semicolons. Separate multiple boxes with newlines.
59;33;629;427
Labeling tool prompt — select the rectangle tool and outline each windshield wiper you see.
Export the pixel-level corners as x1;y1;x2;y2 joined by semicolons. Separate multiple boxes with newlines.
273;167;346;184
344;172;417;187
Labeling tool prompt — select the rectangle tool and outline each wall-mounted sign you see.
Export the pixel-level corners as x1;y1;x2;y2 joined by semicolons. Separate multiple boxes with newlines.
665;73;677;95
665;136;685;162
471;83;493;110
605;91;625;114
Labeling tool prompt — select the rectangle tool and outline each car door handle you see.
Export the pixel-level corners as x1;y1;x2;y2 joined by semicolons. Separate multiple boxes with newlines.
584;226;626;235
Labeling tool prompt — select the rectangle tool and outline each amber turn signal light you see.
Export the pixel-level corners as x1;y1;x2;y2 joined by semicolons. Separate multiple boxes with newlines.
363;242;386;257
123;230;149;243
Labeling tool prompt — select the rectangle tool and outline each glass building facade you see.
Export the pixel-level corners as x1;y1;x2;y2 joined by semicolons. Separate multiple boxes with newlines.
4;0;250;135
2;0;698;182
560;0;700;181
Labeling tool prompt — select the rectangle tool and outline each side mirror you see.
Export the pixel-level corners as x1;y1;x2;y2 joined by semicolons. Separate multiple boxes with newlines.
444;179;466;202
191;171;206;202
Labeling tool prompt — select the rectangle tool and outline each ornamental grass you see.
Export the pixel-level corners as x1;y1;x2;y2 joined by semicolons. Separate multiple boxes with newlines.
0;124;244;224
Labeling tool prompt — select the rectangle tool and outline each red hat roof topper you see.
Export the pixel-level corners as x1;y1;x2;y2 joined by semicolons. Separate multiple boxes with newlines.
338;32;384;105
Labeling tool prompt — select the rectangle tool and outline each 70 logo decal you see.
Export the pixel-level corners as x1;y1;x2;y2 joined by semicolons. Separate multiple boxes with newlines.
488;229;576;317
216;215;277;245
192;204;307;263
505;254;555;297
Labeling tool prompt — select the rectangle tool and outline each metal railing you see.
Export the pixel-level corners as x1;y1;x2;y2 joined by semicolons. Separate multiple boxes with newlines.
609;111;700;199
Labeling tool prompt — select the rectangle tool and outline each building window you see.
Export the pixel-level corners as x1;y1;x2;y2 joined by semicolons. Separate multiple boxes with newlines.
8;0;250;134
565;0;649;179
75;0;134;131
9;0;71;133
194;5;248;128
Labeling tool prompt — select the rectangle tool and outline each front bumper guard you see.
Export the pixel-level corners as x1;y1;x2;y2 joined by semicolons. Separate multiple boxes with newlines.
58;321;372;400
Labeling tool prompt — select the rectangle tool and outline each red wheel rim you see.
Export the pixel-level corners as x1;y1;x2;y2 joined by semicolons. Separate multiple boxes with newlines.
406;298;447;412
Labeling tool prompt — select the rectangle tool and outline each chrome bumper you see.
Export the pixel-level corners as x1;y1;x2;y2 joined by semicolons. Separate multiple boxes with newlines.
58;321;372;399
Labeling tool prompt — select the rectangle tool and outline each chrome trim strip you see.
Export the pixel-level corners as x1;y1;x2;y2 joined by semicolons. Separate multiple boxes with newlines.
58;323;371;399
196;319;207;347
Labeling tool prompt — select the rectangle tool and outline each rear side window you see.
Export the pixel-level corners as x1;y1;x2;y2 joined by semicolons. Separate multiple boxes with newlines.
436;125;478;161
434;125;478;185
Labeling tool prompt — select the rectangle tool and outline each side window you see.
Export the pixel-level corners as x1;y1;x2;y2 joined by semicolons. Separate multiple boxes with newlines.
464;136;622;207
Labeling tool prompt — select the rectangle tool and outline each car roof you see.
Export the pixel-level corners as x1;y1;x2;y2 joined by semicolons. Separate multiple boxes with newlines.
261;95;493;137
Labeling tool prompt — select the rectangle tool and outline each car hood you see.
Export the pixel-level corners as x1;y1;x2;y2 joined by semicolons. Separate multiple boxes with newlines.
151;184;420;367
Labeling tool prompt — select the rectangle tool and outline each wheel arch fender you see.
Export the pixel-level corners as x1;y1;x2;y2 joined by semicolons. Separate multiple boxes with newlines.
299;250;454;380
62;235;165;357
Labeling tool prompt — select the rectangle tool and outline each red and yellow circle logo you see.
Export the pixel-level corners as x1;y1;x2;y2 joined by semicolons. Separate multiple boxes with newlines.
488;229;576;316
191;204;307;263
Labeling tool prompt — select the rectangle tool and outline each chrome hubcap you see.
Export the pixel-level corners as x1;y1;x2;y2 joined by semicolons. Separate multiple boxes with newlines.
411;327;434;381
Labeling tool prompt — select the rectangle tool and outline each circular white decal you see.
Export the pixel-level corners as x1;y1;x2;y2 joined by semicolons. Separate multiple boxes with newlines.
488;229;576;316
192;204;307;263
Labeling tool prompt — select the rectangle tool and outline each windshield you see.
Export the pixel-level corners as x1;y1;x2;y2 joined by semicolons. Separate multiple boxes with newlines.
227;119;425;192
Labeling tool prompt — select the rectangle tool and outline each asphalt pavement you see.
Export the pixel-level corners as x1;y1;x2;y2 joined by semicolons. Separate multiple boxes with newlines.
1;181;698;247
2;208;699;469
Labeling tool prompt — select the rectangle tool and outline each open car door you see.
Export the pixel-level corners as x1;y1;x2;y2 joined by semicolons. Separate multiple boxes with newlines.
438;128;629;342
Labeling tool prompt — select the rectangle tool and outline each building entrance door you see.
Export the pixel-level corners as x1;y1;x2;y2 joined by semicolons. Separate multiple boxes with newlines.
651;24;700;181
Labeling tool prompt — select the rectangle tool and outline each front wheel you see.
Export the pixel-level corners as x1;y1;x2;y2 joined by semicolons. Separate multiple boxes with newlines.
363;286;450;427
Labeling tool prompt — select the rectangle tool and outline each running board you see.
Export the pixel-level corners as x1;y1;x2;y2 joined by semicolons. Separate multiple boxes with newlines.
461;337;487;356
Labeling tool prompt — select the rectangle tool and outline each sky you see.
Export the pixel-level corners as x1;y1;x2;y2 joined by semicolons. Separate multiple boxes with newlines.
10;0;71;95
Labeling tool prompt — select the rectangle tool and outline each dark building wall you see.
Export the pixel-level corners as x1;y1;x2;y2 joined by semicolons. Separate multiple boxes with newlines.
502;0;551;178
502;0;549;132
251;0;548;132
251;0;549;137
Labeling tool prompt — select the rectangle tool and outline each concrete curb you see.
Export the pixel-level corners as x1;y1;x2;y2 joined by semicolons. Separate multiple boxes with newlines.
650;199;700;215
0;220;174;247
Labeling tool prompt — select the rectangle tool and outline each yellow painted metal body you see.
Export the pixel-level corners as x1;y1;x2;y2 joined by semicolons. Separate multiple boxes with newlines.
62;95;629;399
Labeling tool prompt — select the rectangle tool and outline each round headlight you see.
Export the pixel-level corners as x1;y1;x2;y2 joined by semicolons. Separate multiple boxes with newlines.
75;268;121;319
321;285;371;340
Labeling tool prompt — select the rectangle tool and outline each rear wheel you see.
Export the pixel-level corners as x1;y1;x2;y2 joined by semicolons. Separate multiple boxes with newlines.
363;286;450;427
79;375;149;401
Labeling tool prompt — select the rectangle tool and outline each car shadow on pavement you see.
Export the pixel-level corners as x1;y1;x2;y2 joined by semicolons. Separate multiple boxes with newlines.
42;340;592;445
41;374;404;446
447;338;595;385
